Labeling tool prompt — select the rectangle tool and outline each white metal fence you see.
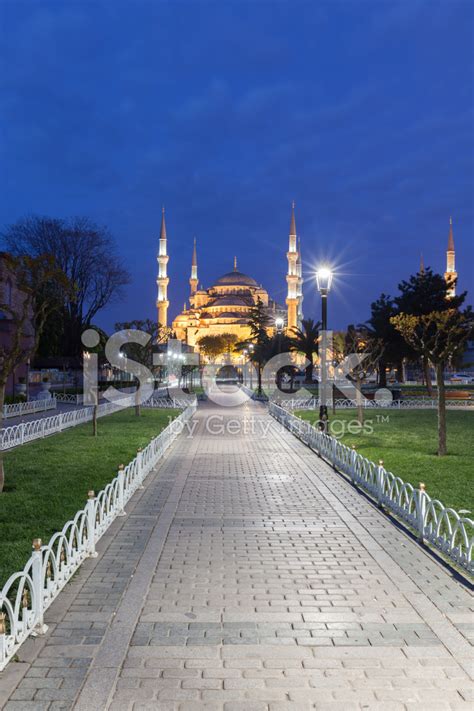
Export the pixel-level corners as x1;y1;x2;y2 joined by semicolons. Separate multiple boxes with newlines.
0;401;124;450
0;395;197;451
142;396;197;409
277;397;474;410
54;393;84;405
0;402;196;671
269;402;473;575
3;398;57;420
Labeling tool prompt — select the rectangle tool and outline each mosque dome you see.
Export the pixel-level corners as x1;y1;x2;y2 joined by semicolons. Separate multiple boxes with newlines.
213;270;258;288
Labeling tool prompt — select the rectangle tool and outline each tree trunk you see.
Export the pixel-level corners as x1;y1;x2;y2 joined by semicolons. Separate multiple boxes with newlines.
257;364;262;395
378;360;387;387
436;362;447;456
356;376;364;425
305;355;313;384
396;359;404;383
135;388;141;417
423;356;433;396
92;404;98;437
0;381;5;492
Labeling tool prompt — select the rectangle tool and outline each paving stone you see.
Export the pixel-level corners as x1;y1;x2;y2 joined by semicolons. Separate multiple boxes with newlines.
1;401;472;709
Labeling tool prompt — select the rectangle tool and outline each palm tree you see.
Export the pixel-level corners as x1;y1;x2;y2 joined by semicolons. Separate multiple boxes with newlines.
290;318;321;384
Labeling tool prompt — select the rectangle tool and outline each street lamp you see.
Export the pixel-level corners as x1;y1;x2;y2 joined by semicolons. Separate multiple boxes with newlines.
275;318;284;390
248;344;254;389
242;349;248;385
316;267;333;430
316;267;333;331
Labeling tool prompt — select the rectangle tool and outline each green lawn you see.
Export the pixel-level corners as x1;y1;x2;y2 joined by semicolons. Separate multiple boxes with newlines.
295;409;474;513
0;408;178;584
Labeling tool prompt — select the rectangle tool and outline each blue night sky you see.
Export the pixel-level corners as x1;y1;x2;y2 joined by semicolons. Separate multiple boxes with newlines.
1;0;473;332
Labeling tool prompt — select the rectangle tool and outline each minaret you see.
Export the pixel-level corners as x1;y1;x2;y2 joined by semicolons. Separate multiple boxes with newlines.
286;202;299;332
444;217;457;297
296;236;304;326
156;206;170;329
234;256;238;271
189;237;198;297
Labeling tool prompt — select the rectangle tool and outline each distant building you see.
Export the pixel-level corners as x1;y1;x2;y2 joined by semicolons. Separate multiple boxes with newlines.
0;253;35;397
444;217;457;297
173;257;286;348
156;204;303;349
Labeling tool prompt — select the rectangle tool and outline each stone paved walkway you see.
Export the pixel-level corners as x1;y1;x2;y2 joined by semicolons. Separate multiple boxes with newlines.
0;400;472;710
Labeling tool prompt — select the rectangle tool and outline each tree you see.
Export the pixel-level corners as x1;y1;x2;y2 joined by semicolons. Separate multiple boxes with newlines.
391;308;473;456
0;253;69;491
2;215;130;357
220;333;238;354
197;334;231;362
343;325;384;424
247;297;272;342
114;319;172;416
236;331;295;396
289;318;320;384
114;319;165;370
367;294;409;386
237;298;273;395
394;269;467;395
235;339;269;395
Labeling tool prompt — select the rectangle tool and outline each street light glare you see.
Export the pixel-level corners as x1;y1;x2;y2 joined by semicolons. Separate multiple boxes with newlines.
316;266;333;293
317;267;332;279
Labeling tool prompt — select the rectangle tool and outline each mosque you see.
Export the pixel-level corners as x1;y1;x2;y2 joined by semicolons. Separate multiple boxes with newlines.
155;204;303;349
154;204;458;350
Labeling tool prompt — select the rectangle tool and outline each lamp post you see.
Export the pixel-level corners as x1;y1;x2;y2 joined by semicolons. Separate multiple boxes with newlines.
275;317;284;391
316;267;333;431
248;343;254;390
275;317;284;353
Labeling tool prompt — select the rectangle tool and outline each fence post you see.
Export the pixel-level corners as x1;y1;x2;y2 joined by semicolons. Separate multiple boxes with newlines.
350;445;357;484
31;538;48;635
0;610;6;666
332;437;337;470
416;483;427;542
20;423;25;446
137;447;145;488
117;464;126;516
86;491;98;558
376;459;385;507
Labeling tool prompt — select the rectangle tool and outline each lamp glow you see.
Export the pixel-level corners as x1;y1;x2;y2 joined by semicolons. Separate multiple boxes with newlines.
316;267;333;294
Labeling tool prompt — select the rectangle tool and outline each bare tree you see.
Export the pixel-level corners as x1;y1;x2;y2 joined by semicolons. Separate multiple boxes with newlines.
114;319;172;414
0;253;69;491
2;216;130;356
343;325;384;424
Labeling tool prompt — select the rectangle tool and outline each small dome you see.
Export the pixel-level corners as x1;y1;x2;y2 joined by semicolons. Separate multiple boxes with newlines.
213;270;258;288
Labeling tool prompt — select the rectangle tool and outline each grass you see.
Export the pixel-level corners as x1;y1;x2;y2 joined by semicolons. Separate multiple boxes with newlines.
295;409;474;513
0;407;178;584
